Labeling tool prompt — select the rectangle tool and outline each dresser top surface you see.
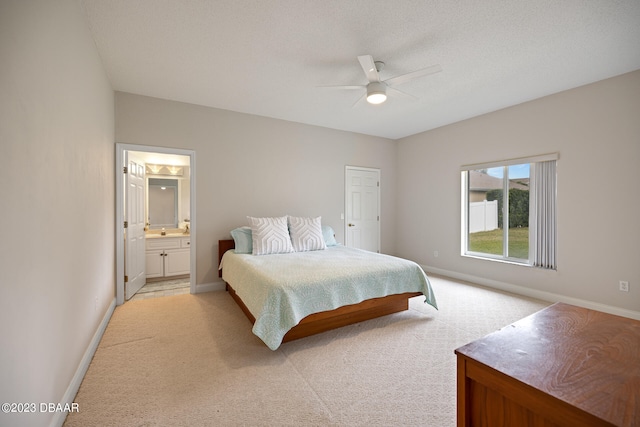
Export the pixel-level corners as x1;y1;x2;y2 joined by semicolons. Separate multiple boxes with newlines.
455;302;640;426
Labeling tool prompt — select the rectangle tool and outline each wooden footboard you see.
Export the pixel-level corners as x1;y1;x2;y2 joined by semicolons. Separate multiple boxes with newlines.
219;239;421;345
227;282;420;343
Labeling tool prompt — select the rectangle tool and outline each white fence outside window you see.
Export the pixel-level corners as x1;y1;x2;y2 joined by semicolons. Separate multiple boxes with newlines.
469;200;498;233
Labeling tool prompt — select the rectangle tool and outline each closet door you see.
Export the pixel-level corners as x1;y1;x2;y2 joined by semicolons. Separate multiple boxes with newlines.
345;166;380;253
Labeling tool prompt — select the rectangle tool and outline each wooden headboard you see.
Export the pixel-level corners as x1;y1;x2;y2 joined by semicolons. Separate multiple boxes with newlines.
218;239;235;277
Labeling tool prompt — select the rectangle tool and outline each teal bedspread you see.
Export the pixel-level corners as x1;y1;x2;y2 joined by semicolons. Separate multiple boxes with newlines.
220;245;438;350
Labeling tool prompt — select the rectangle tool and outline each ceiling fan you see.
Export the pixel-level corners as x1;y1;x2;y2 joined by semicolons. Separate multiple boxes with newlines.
321;55;442;106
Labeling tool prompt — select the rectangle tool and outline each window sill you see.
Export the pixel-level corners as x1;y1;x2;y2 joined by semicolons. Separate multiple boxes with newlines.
462;253;533;268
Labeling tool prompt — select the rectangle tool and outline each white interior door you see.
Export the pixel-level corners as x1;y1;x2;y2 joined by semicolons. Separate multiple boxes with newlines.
125;153;146;300
345;167;380;252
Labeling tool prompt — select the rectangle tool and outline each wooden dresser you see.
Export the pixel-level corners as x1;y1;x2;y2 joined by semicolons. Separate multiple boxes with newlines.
455;302;639;427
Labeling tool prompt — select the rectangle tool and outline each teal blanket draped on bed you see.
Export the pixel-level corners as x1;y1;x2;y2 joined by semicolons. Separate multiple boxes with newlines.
220;245;438;350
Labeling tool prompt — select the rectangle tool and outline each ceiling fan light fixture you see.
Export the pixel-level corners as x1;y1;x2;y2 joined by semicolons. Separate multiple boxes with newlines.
366;82;387;104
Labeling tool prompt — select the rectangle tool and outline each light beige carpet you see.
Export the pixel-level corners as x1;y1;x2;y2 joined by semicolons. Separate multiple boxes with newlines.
64;275;549;427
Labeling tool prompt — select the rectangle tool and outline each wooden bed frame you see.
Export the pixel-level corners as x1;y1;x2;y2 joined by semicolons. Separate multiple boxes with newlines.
218;239;421;344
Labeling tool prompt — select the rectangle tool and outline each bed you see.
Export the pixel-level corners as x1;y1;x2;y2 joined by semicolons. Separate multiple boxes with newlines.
217;219;437;350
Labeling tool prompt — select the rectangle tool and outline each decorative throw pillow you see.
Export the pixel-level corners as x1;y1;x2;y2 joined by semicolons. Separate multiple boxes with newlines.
322;225;339;246
247;216;294;256
288;216;326;252
230;226;252;254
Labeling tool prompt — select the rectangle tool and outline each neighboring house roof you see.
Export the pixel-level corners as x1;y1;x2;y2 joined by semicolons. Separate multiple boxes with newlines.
469;171;529;191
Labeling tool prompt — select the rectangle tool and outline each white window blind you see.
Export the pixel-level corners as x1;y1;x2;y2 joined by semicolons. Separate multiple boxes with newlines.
531;160;557;269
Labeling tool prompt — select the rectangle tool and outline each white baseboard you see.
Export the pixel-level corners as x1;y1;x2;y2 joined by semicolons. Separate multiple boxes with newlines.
52;297;116;427
194;280;226;293
423;265;640;321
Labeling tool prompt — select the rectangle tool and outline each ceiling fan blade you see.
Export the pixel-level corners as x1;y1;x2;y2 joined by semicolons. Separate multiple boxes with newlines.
387;86;418;100
352;93;367;108
317;85;365;90
384;64;442;87
357;55;380;83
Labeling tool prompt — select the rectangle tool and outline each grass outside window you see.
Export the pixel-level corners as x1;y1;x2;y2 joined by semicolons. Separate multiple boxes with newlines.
468;227;529;260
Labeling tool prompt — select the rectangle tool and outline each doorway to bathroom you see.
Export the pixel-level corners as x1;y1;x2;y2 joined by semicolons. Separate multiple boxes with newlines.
115;143;196;306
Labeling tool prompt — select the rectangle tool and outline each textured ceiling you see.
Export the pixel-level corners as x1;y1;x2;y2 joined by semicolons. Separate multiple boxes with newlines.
80;0;640;139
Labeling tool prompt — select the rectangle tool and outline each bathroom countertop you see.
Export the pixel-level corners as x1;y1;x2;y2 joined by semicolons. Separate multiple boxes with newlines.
146;233;190;239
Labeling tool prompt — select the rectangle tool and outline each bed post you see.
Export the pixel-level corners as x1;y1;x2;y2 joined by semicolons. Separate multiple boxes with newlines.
218;239;236;278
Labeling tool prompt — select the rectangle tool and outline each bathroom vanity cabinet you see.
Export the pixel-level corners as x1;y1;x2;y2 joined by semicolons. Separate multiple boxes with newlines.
145;236;190;278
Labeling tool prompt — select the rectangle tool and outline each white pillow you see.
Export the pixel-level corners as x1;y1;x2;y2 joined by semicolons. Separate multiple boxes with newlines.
288;216;326;252
247;216;294;256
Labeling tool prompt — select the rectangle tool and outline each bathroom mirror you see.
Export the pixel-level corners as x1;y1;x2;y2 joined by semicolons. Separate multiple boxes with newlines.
148;178;178;229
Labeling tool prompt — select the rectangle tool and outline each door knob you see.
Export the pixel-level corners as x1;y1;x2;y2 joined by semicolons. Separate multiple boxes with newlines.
348;223;355;227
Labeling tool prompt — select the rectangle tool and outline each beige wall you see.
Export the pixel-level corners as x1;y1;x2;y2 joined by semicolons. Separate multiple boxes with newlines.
396;70;640;314
115;93;397;286
0;1;115;426
2;4;637;425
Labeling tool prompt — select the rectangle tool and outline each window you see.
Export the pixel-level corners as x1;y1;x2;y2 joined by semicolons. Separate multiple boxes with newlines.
461;153;558;269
